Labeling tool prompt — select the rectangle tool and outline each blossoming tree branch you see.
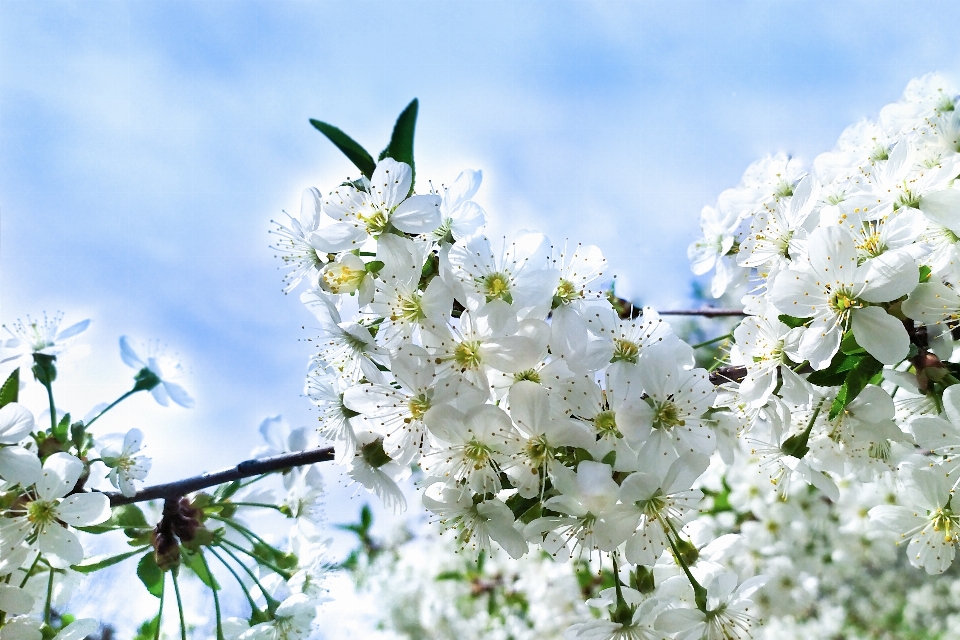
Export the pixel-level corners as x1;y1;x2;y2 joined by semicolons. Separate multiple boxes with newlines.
2;73;960;639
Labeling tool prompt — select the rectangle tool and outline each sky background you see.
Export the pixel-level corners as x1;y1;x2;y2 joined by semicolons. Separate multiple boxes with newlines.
2;0;960;634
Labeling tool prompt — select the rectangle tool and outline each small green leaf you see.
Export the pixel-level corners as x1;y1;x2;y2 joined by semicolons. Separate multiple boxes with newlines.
920;265;932;283
137;551;164;597
213;480;243;502
828;355;884;420
364;260;385;273
778;314;811;329
73;548;147;574
601;450;617;467
378;99;419;190
53;413;71;444
0;368;19;408
839;331;867;355
435;570;466;581
309;119;376;179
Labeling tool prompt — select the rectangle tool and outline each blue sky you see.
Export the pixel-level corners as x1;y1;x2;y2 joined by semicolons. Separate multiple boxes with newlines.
2;0;960;624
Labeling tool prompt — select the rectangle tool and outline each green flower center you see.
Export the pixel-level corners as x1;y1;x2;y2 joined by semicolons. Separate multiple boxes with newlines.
828;289;862;313
27;500;57;526
594;410;620;437
555;279;580;304
359;208;390;235
463;439;493;470
611;338;640;364
651;400;685;430
408;394;431;421
454;340;483;370
513;369;541;383
480;272;513;303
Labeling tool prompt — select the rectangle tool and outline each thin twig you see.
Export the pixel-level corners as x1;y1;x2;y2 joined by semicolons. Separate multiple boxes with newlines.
104;447;335;507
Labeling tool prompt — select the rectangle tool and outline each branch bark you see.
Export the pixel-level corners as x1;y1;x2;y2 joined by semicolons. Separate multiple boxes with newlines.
657;309;747;317
105;446;335;507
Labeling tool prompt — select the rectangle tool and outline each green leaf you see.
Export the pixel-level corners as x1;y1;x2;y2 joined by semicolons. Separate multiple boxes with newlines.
435;570;466;581
213;480;242;502
364;260;385;273
137;551;164;597
828;355;884;420
309;119;376;179
920;264;932;283
53;413;71;444
360;504;373;531
0;368;19;408
73;548;147;574
778;314;811;329
378;99;419;189
839;331;867;355
183;549;220;590
601;450;617;467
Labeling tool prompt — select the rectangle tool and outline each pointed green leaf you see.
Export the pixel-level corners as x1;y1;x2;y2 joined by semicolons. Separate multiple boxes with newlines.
777;314;811;329
137;551;164;597
309;120;376;179
828;355;884;420
73;547;148;574
378;99;418;189
0;368;19;408
53;413;71;444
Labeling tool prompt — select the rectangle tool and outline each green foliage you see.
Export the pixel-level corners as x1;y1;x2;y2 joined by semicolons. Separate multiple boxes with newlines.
829;353;885;420
72;548;147;574
137;552;164;598
182;549;220;590
0;368;19;408
778;314;811;329
378;99;419;190
309;119;376;179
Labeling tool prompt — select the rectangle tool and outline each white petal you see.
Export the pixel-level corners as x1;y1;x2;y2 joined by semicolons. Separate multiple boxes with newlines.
37;453;83;501
0;447;41;487
56;493;111;526
0;404;35;444
0;584;34;615
921;189;960;233
851;306;909;365
52;619;100;640
118;336;145;369
390;195;442;233
38;525;84;566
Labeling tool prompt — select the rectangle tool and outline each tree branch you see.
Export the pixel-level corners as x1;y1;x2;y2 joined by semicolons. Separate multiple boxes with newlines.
657;309;746;317
105;447;336;507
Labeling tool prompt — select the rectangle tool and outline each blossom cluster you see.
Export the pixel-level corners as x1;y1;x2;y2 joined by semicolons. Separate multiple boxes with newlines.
690;72;960;576
0;318;333;639
279;107;767;637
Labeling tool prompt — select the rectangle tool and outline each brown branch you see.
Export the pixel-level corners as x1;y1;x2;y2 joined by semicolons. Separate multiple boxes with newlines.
105;446;336;507
657;309;747;317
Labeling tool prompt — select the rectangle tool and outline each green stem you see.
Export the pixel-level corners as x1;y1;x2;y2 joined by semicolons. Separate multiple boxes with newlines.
227;501;286;512
199;552;225;640
207;546;264;621
43;566;54;625
44;383;56;433
154;577;165;640
19;553;42;588
692;333;733;350
221;538;293;580
211;515;274;549
171;570;187;640
665;521;708;613
85;390;138;428
216;543;281;614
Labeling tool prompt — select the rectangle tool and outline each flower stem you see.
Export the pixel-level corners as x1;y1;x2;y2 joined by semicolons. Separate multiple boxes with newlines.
216;543;282;614
171;570;187;640
207;546;265;622
19;553;42;588
665;521;708;613
692;333;733;350
85;389;138;428
154;577;166;640
43;566;54;626
221;538;293;580
199;551;225;640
